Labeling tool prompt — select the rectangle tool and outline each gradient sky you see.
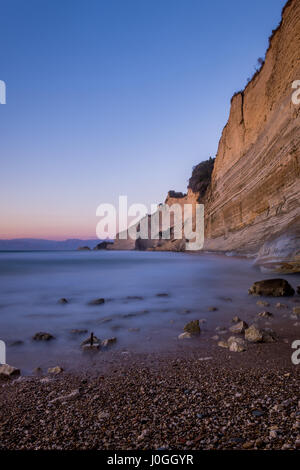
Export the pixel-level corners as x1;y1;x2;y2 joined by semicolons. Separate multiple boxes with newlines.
0;0;286;239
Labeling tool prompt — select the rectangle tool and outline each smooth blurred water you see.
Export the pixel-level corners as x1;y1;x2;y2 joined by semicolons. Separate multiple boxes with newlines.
0;250;299;373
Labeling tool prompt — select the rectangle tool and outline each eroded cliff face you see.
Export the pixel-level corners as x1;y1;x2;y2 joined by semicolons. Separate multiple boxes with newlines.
110;0;300;269
203;0;300;264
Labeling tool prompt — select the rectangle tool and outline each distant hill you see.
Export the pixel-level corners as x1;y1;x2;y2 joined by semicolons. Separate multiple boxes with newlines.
0;238;103;251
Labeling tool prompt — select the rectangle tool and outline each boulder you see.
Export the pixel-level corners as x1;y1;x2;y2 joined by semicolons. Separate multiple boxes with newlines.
245;325;277;343
88;298;105;306
0;364;20;378
183;320;201;336
229;320;248;334
228;336;247;352
248;279;295;297
245;325;264;343
32;332;55;341
48;366;64;375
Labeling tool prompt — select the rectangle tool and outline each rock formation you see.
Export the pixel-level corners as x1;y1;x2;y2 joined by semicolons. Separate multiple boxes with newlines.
110;0;300;270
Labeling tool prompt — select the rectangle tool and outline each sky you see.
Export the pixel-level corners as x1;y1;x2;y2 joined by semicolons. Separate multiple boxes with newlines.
0;0;286;240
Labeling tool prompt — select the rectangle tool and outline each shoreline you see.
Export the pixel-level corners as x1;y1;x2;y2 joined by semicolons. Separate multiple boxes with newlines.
1;346;299;450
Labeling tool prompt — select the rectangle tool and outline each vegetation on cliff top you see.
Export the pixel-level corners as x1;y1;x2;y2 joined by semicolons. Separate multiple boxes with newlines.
188;157;215;198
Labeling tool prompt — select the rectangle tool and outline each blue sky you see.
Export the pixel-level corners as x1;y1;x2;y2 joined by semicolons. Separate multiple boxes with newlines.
0;0;286;239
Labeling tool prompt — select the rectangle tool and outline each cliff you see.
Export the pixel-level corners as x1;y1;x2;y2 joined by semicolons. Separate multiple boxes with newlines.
109;0;300;271
202;0;300;270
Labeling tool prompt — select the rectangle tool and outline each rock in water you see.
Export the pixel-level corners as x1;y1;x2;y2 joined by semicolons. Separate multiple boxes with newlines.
88;298;105;305
257;300;270;307
32;332;55;341
245;325;264;343
58;298;68;304
258;311;273;318
293;307;300;316
0;364;20;378
178;332;192;340
81;334;100;346
48;366;64;375
248;279;295;297
183;320;201;336
229;320;248;334
101;337;117;348
231;316;241;323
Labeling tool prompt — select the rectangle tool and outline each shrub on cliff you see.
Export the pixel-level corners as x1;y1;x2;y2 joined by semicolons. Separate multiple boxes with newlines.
188;157;215;198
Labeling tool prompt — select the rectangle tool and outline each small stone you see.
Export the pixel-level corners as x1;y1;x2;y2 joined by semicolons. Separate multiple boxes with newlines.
98;411;110;420
275;303;287;309
58;298;68;304
292;307;300;316
137;429;149;441
101;337;117;348
32;332;55;341
218;341;228;349
229;320;248;334
269;430;277;439
257;300;270;307
183;320;201;336
48;366;64;375
178;332;192;340
231;316;241;323
258;311;273;318
70;329;88;335
242;441;254;449
0;364;20;378
208;306;218;312
252;410;264;417
211;335;219;341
